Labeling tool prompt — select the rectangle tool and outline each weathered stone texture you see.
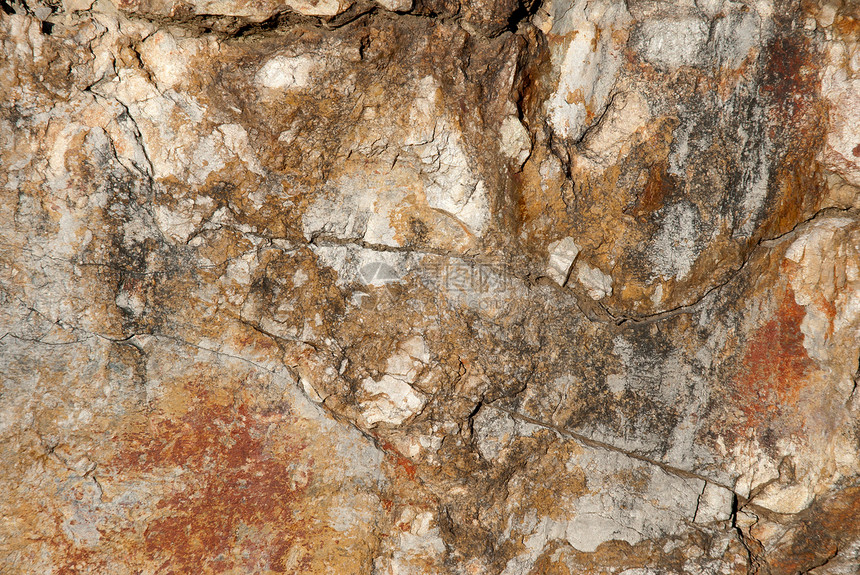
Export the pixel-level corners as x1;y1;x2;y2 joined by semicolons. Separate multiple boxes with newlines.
1;0;859;572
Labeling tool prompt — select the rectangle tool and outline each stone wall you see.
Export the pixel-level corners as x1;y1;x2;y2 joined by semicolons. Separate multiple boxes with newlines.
1;0;859;572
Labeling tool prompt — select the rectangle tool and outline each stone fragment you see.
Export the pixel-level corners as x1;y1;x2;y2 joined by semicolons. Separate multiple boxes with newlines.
633;15;710;69
499;115;531;168
545;236;580;285
256;54;317;90
694;483;734;524
359;337;430;425
538;0;632;142
375;0;411;11
576;261;613;300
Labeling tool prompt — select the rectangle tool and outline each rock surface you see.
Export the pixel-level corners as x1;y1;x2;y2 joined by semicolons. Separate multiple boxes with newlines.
1;0;859;572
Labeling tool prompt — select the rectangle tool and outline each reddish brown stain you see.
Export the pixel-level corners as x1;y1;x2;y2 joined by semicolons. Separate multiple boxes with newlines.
632;163;675;218
761;35;820;133
852;143;860;158
119;383;313;574
375;436;418;481
732;288;814;433
817;293;837;341
57;547;106;575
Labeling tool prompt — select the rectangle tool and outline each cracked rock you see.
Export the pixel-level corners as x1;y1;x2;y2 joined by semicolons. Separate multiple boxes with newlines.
2;0;860;573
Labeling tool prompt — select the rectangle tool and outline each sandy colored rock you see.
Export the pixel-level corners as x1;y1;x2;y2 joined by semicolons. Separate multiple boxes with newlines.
1;0;859;573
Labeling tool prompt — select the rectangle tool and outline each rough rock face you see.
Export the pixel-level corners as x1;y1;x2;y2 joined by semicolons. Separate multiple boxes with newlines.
1;0;859;572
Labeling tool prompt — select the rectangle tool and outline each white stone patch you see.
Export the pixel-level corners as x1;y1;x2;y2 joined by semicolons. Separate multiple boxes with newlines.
310;244;417;288
755;477;816;515
712;8;762;71
400;76;490;236
420;137;489;236
545;236;581;285
187;131;228;185
292;269;308;287
693;482;734;523
58;479;103;546
404;77;491;236
104;108;155;179
668;121;692;177
760;433;856;515
139;31;201;90
541;0;632;141
736;138;772;237
606;373;626;394
613;335;634;365
45;122;85;191
326;494;377;532
375;0;411;10
729;433;780;499
635;16;709;69
361;374;425;426
821;39;860;186
300;376;325;403
576;261;613;300
94;67;235;186
46;206;93;260
153;196;214;243
784;217;859;363
360;337;430;426
116;286;145;316
64;0;95;11
580;91;652;167
651;283;664;306
284;0;348;16
383;510;447;573
302;170;403;247
650;202;701;281
256;54;317;90
499;115;532;168
501;446;704;567
566;450;704;551
217;123;265;176
61;505;101;546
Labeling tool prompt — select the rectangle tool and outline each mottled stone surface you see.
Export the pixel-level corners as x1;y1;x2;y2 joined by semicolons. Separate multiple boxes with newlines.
1;0;859;572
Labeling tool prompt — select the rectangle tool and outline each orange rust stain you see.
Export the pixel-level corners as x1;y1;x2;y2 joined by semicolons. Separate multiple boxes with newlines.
834;13;859;38
732;288;814;432
57;547;106;575
119;383;313;574
375;437;418;481
815;293;837;341
234;330;278;350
